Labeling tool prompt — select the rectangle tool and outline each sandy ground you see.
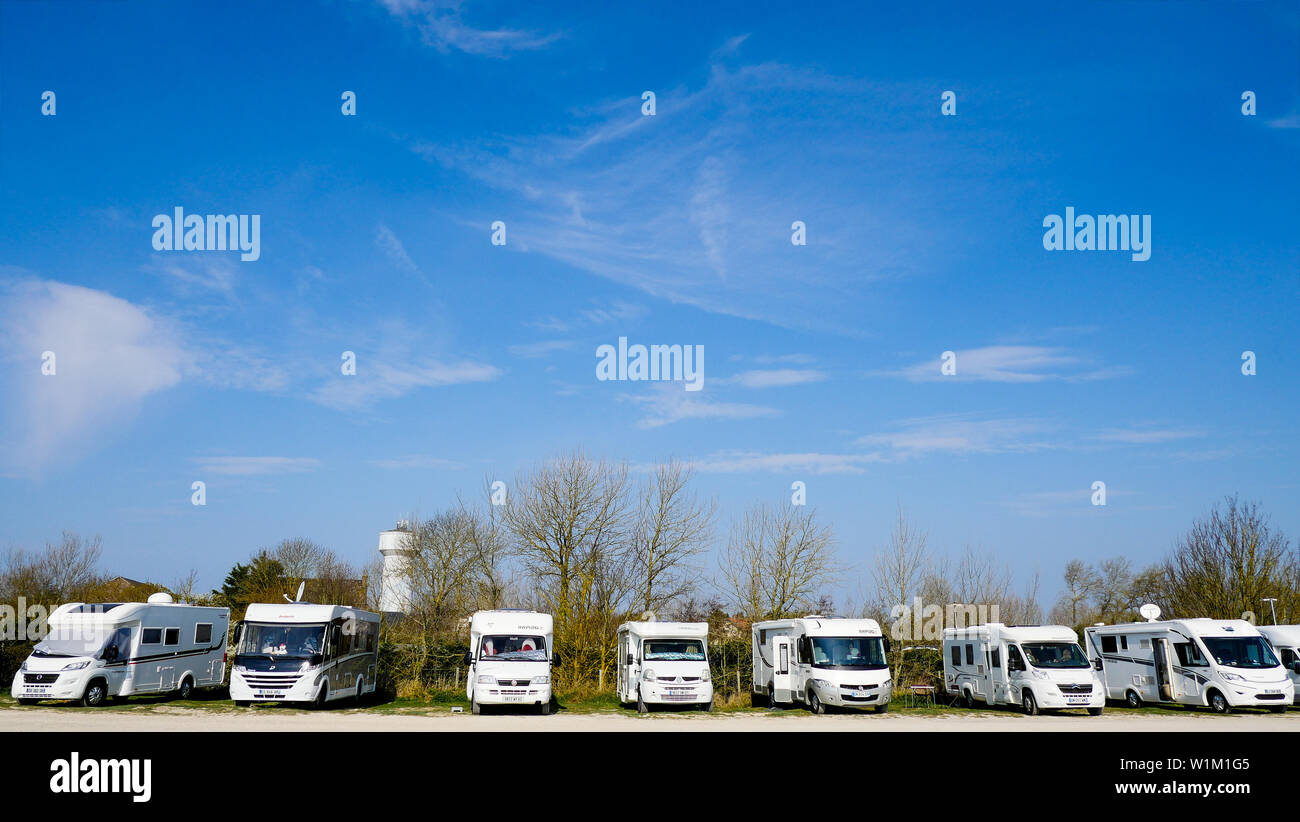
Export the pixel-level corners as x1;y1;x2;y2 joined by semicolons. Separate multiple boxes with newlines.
1;707;1298;732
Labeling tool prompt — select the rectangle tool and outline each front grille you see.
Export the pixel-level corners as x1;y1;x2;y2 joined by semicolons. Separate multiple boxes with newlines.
1057;683;1093;694
1256;693;1285;701
842;693;878;702
840;684;878;692
24;673;59;684
241;673;302;690
497;679;531;687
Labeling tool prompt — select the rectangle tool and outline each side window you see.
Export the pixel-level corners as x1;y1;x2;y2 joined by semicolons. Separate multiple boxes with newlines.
142;628;162;645
195;624;213;644
1007;645;1025;671
164;628;180;646
1120;635;1128;651
1280;648;1296;666
950;645;960;666
1175;642;1206;667
103;627;132;660
797;636;809;665
965;644;974;666
1100;635;1117;653
778;643;789;675
991;647;1001;669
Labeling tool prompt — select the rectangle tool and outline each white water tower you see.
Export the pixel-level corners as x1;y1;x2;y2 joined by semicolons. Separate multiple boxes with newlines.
378;520;413;614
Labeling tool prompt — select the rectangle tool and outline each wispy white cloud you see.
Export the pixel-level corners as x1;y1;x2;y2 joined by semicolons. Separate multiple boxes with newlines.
375;224;429;284
509;339;575;358
376;0;560;57
310;357;500;410
369;455;463;470
193;456;321;476
857;415;1055;457
145;256;239;295
877;345;1128;383
725;368;827;389
1091;427;1206;444
624;383;776;429
0;280;184;472
686;450;881;475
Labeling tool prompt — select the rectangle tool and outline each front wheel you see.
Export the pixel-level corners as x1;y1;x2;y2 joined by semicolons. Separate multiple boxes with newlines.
809;690;825;715
176;677;193;700
471;697;481;715
1208;691;1230;714
234;700;250;708
1125;690;1142;709
637;690;649;714
540;700;552;715
700;698;714;712
1022;690;1039;716
16;698;39;706
312;683;328;710
81;680;107;708
874;702;889;714
1270;706;1287;714
1088;706;1104;716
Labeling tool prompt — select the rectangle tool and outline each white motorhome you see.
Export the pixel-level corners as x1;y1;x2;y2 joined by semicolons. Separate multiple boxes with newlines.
943;623;1105;715
12;593;228;707
616;621;713;713
1253;625;1300;705
751;616;892;713
1084;610;1293;713
230;602;380;707
464;609;555;715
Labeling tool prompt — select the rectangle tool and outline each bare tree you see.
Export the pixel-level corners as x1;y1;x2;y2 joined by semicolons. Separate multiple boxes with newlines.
629;460;715;614
720;502;839;622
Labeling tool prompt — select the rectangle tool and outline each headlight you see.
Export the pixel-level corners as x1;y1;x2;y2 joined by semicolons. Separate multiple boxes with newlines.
1031;670;1050;680
531;675;550;685
299;660;320;672
477;674;495;684
19;661;27;672
232;665;246;673
62;661;90;671
1220;672;1245;682
641;668;656;682
812;678;831;689
701;669;711;682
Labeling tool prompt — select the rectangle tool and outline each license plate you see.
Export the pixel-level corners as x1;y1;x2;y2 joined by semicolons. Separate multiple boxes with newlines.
254;690;276;697
851;690;869;698
503;696;524;702
23;689;48;696
1068;697;1089;703
1265;689;1281;695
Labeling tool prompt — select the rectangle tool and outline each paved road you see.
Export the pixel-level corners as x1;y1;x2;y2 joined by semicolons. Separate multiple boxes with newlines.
1;708;1297;732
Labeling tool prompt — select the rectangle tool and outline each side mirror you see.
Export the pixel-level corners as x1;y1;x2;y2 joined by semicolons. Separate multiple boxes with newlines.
1292;661;1300;675
552;653;562;669
883;637;892;653
1094;657;1103;671
233;621;244;645
463;651;473;666
626;653;634;667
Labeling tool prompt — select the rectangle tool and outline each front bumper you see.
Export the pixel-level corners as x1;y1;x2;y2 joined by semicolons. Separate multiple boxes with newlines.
474;684;552;706
11;669;94;701
1219;680;1294;707
230;669;324;703
1033;684;1105;710
639;680;714;705
814;680;892;708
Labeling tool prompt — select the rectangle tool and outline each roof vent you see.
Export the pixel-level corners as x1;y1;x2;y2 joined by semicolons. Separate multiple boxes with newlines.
147;592;174;604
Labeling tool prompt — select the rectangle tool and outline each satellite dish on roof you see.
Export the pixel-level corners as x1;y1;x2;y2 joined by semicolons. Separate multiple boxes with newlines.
641;611;656;622
283;582;307;604
147;592;174;604
1139;603;1161;622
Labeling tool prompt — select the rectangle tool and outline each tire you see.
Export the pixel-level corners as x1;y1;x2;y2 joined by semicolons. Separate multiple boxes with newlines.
540;700;551;716
176;677;193;700
1088;707;1104;716
81;679;108;708
312;683;328;710
1022;690;1039;716
353;677;364;708
1269;706;1286;714
1208;691;1230;714
471;697;481;715
16;698;38;706
962;690;976;709
1125;690;1142;709
701;698;714;712
750;690;768;708
767;681;779;709
235;700;250;707
637;690;649;714
874;702;889;714
809;689;825;715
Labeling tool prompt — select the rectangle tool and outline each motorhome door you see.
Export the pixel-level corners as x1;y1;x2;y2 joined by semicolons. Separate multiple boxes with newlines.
1151;638;1173;702
989;643;1010;703
772;636;795;703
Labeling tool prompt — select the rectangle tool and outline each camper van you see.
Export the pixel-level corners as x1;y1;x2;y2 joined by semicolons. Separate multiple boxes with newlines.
942;623;1105;715
751;616;891;713
616;621;712;713
230;602;380;707
465;609;555;715
11;593;228;707
1254;625;1300;705
1084;610;1293;713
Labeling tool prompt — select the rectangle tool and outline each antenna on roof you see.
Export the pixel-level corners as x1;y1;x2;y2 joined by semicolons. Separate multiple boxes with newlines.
641;610;656;622
1139;603;1161;623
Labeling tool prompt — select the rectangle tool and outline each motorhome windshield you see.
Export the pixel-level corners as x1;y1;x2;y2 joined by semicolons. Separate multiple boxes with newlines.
1201;636;1280;669
644;639;707;661
239;622;326;658
810;636;887;669
479;634;547;661
1022;642;1091;669
31;626;113;658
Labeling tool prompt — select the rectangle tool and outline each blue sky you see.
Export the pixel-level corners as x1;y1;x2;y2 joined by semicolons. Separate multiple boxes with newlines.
1;0;1297;606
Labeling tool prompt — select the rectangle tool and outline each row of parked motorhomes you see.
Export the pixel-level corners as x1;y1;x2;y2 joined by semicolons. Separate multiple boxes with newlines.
12;596;1300;716
943;606;1300;715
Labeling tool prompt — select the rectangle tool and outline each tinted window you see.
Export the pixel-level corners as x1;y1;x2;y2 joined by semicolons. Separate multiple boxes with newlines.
1100;635;1117;653
142;628;162;645
164;628;180;646
950;645;960;666
1175;642;1207;667
965;644;973;665
195;624;213;644
991;648;1001;668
